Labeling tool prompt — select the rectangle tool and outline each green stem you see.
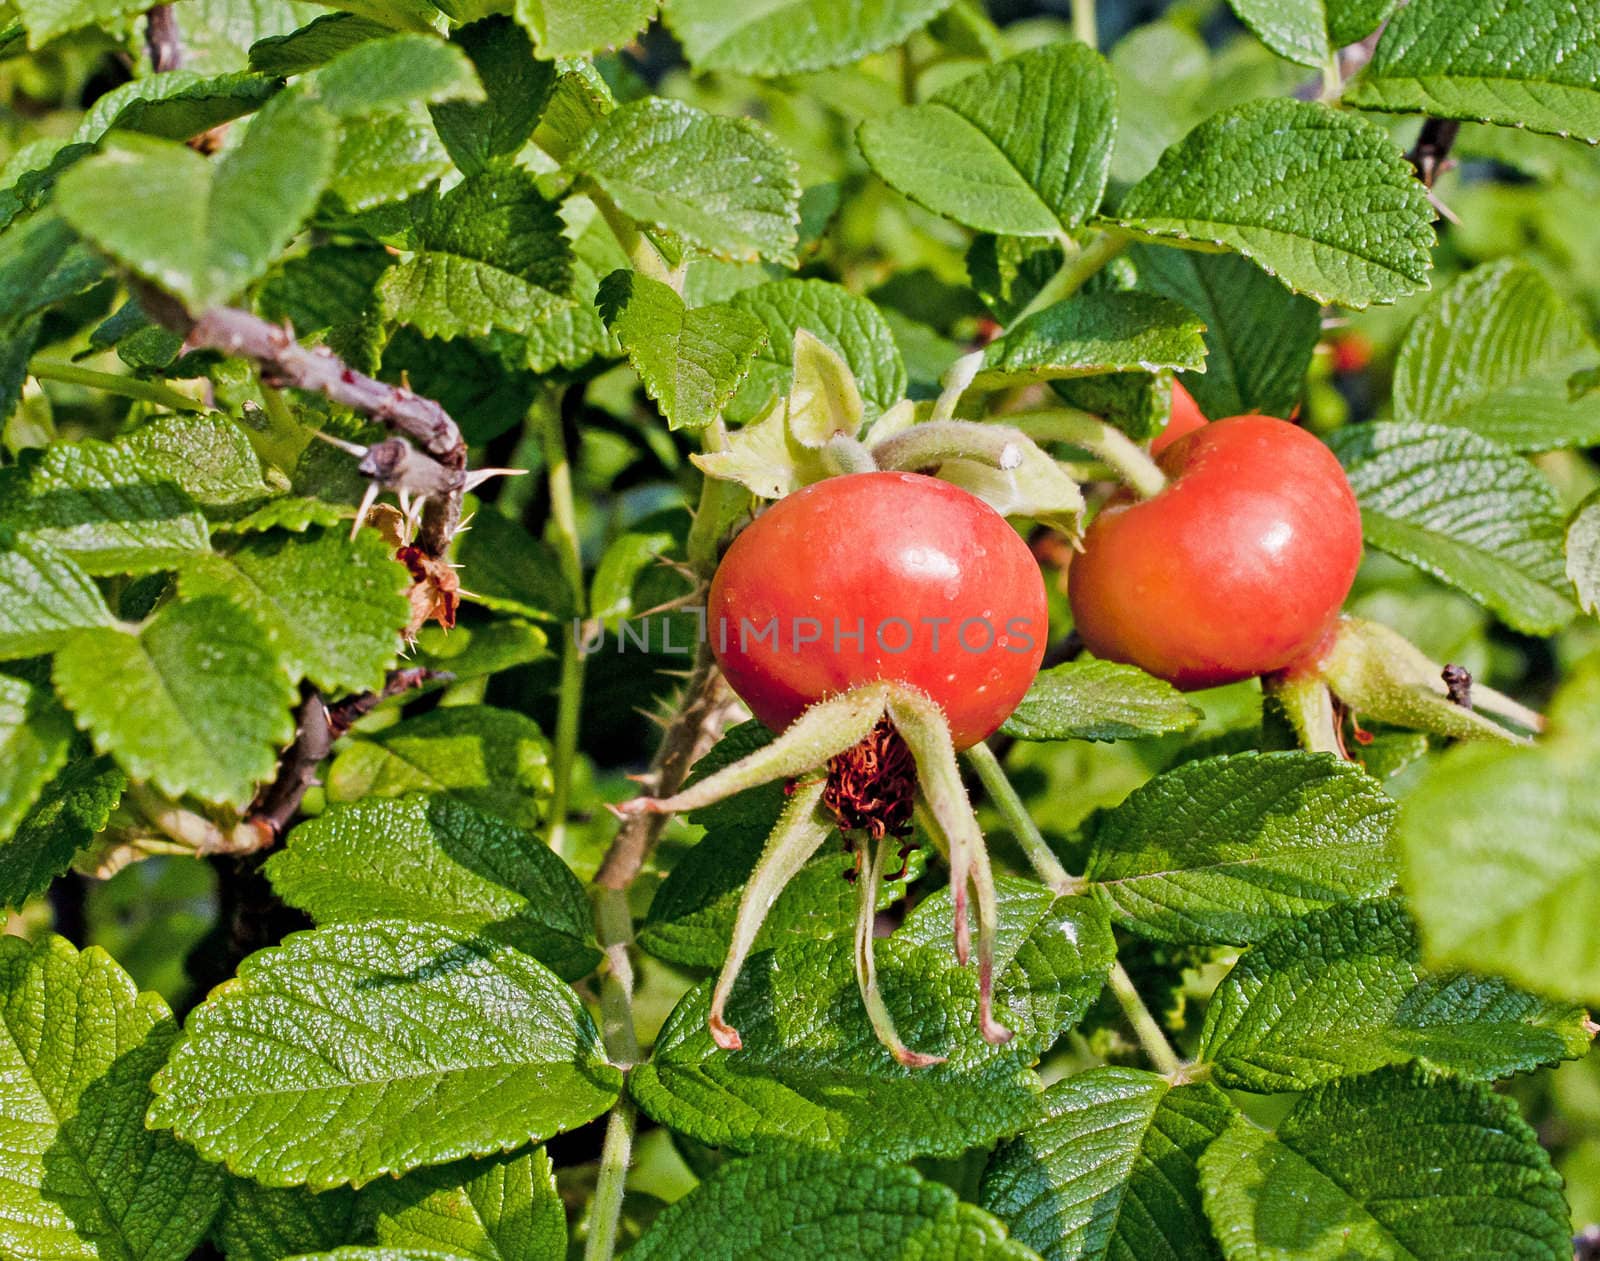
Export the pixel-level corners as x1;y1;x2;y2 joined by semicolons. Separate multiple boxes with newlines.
586;183;676;288
584;1097;637;1261
1108;960;1183;1077
28;358;203;413
1072;0;1098;50
1321;51;1342;100
542;392;586;862
963;741;1079;894
583;879;643;1261
1012;408;1167;499
685;419;742;578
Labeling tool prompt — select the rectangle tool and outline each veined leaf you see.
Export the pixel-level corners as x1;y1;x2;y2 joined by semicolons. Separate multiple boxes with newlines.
307;33;483;120
1330;421;1575;635
249;14;394;76
515;0;654;58
266;794;598;979
1227;0;1398;69
1346;0;1600;142
367;1147;565;1260
1198;899;1591;1092
15;0;148;47
1570;491;1600;616
0;536;114;659
1083;752;1398;945
858;42;1115;236
663;0;955;75
430;18;554;177
123;412;280;519
72;71;281;144
0;209;104;324
1110;99;1434;308
213;1179;361;1261
1000;659;1202;743
981;1067;1236;1261
1199;1066;1571;1260
0;935;222;1259
147;920;622;1189
0;668;73;843
0;754;124;909
973;291;1206;388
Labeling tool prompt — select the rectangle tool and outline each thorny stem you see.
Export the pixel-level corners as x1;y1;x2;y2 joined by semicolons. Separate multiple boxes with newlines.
1108;959;1184;1077
1012;408;1167;499
28;358;203;413
962;741;1080;893
1407;117;1460;189
542;392;586;862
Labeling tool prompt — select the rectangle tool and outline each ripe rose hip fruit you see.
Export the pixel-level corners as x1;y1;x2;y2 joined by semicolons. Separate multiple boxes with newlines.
1068;415;1362;691
709;471;1047;749
1150;379;1208;456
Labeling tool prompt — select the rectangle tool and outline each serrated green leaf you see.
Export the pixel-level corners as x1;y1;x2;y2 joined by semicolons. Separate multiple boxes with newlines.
213;1178;361;1261
980;1067;1236;1261
724;279;906;422
1110;100;1434;308
631;1152;1036;1260
1052;369;1176;443
1330;421;1575;635
147;920;622;1189
1394;260;1600;452
0;209;105;324
630;935;1044;1160
515;0;654;58
1198;1066;1571;1260
268;794;597;979
367;1146;565;1260
0;537;114;658
663;0;955;75
1346;0;1600;142
57;91;336;311
858;42;1114;236
454;504;572;621
14;0;145;47
973;291;1206;389
897;878;1116;1047
1198;899;1590;1092
1570;491;1600;616
0;935;223;1259
169;0;326;76
72;71;281;144
0;754;123;908
378;170;574;340
573;98;800;265
0;669;73;843
53;596;296;807
412;619;548;680
597;269;767;430
178;527;409;694
124;413;279;518
326;705;553;829
1131;245;1320;419
1000;660;1203;743
219;497;353;536
309;33;484;120
1227;0;1397;69
431;18;554;177
1398;684;1600;1006
1084;752;1398;945
327;105;454;215
250;12;393;75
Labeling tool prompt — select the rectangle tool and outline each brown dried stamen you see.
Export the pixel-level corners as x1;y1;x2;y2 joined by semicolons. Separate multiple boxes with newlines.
822;716;918;847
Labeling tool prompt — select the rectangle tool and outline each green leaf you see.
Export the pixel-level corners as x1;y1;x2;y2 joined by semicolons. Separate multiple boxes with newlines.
724;278;906;422
1398;688;1600;1006
999;660;1203;743
327;106;454;214
309;34;484;120
663;0;955;75
72;71;282;144
1198;1066;1571;1260
1197;899;1590;1092
515;0;654;58
0;669;73;842
178;527;409;694
0;935;222;1259
378;170;574;340
0;537;114;659
1110;100;1435;308
14;0;147;48
124;413;279;518
213;1179;361;1261
327;705;553;829
1570;491;1600;616
897;878;1116;1047
590;528;677;625
1393;260;1600;452
972;291;1207;389
453;504;573;621
0;754;123;908
0;437;209;575
857;42;1115;236
631;1152;1036;1260
53;596;296;807
412;619;549;680
630;936;1044;1160
147;920;622;1189
597;270;768;430
1330;421;1575;635
173;0;328;76
1226;0;1397;69
1083;752;1398;945
980;1067;1236;1261
1346;0;1600;142
573;98;801;265
367;1147;565;1260
250;13;390;74
1131;244;1321;419
0;210;105;324
267;794;597;979
57;91;337;311
430;18;554;177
